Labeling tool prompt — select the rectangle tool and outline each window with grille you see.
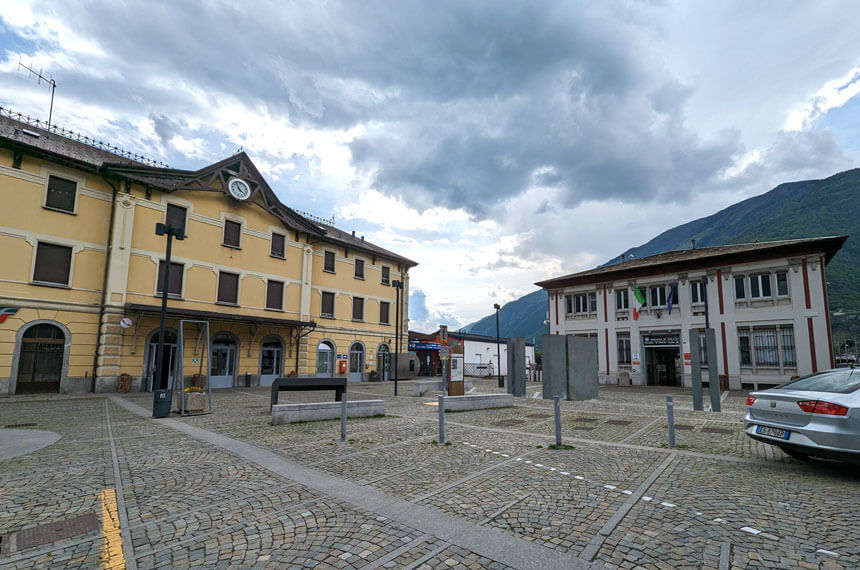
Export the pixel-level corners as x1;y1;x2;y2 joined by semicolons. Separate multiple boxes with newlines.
780;327;796;366
380;301;390;324
565;294;573;314
156;261;184;296
354;258;365;279
33;242;72;285
738;330;752;366
324;251;336;272
271;233;285;259
588;292;597;312
615;289;628;310
753;327;779;366
45;175;77;213
381;266;390;285
165;204;187;237
223;220;241;248
352;297;364;321
217;271;239;304
617;336;631;365
321;292;335;317
266;280;283;310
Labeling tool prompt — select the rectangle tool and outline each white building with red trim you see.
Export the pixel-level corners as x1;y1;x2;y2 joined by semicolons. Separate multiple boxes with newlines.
535;237;847;391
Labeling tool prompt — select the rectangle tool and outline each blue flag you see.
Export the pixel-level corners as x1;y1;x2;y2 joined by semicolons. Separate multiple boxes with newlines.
666;284;674;315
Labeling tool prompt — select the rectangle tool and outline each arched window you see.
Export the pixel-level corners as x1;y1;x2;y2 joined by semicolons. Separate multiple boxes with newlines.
316;340;335;376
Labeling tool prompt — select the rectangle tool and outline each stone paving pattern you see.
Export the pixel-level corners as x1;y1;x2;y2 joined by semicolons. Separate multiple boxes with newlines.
1;378;858;569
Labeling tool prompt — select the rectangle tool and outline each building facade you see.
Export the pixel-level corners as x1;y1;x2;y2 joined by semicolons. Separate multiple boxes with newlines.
408;330;536;378
536;238;846;390
0;110;416;395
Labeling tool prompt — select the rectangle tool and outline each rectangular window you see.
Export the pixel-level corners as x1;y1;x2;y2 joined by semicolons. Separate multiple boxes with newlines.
217;271;239;304
321;291;335;317
324;250;336;272
574;294;589;314
223;220;241;248
775;271;789;296
156;260;183;297
738;330;752;366
617;335;631;365
381;266;390;285
753;327;779;366
45;175;77;213
649;286;667;307
690;280;704;304
588;292;597;313
352;297;364;321
33;242;72;285
565;294;573;314
615;289;628;310
354;258;365;279
266;280;284;310
734;276;745;299
749;273;771;298
270;233;285;259
781;327;796;366
380;301;390;324
165;204;187;237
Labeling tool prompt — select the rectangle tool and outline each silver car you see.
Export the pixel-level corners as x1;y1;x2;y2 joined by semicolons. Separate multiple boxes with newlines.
744;367;860;462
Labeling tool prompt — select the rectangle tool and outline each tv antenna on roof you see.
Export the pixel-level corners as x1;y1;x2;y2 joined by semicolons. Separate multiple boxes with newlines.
18;57;57;129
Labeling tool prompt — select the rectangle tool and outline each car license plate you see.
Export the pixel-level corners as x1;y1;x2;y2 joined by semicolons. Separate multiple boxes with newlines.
756;425;789;440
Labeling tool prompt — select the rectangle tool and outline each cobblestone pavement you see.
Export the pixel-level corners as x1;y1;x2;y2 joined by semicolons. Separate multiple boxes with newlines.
1;379;858;569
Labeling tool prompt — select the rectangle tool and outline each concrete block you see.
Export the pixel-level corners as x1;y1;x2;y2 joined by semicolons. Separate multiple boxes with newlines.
507;337;526;397
441;394;513;411
542;334;567;399
412;379;473;396
567;336;599;401
271;400;385;424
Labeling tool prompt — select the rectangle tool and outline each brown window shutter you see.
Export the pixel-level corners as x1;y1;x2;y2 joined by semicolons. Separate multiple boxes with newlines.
45;176;77;212
352;297;364;320
34;243;72;285
271;233;285;258
157;261;184;295
223;220;241;247
321;292;335;316
218;272;239;304
266;281;283;310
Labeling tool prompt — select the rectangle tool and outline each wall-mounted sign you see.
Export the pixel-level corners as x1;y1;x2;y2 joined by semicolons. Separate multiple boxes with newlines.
642;333;680;346
119;317;133;329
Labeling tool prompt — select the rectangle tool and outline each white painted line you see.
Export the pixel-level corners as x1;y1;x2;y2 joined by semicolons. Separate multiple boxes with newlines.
713;518;727;523
485;449;492;452
574;475;585;480
516;458;523;461
560;471;570;475
816;549;840;558
604;485;617;490
501;454;509;457
641;496;652;502
549;467;556;471
535;463;543;467
660;502;676;508
492;451;500;455
622;490;633;495
740;527;761;535
524;460;533;464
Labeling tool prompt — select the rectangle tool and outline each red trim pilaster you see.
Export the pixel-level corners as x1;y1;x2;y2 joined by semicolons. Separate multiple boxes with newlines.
604;329;610;375
820;255;834;369
602;285;608;322
802;258;811;309
720;322;728;377
808;318;817;373
717;270;724;315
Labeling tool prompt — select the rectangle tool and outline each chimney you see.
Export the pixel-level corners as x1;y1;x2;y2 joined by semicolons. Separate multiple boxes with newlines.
351;230;355;237
361;235;365;241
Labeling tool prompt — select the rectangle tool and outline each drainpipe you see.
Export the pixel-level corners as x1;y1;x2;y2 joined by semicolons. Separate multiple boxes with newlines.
92;177;119;392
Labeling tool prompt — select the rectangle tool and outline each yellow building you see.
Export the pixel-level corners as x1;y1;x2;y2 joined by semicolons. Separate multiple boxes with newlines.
0;109;416;395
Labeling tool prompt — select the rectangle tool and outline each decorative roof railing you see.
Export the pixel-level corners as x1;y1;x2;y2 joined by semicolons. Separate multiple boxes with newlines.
297;210;335;225
0;105;169;168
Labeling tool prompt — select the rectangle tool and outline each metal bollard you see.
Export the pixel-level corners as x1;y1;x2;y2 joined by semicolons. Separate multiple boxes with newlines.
666;395;676;448
554;396;562;447
340;391;347;442
438;395;445;445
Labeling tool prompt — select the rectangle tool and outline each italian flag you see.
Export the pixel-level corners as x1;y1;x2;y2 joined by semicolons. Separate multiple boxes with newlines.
632;288;646;321
0;307;19;324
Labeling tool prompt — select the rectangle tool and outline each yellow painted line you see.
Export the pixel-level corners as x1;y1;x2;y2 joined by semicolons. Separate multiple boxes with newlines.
99;488;126;569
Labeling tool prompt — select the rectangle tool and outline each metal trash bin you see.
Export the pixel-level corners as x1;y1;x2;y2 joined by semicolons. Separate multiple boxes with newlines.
152;389;172;418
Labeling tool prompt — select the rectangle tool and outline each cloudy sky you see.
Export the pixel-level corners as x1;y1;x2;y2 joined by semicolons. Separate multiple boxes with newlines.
2;1;859;332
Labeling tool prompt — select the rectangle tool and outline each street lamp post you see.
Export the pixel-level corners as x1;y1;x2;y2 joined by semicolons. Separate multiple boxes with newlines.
392;279;403;396
152;222;184;418
494;303;503;388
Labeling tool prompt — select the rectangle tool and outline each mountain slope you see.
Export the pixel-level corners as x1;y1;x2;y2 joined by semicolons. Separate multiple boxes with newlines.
461;168;859;348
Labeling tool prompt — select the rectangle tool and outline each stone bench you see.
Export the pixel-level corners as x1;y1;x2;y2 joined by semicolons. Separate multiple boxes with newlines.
413;379;473;396
441;394;513;411
271;400;385;425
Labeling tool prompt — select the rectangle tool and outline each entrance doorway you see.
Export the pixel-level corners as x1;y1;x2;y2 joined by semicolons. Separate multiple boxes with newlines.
210;338;237;388
316;341;334;377
259;338;283;387
16;323;65;394
348;342;364;382
377;344;391;381
146;330;178;391
646;347;680;386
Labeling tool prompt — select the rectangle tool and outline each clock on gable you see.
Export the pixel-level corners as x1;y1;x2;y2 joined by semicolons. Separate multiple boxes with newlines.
227;177;252;201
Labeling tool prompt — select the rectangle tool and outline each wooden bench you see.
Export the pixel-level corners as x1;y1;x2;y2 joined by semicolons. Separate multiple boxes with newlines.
270;377;347;409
